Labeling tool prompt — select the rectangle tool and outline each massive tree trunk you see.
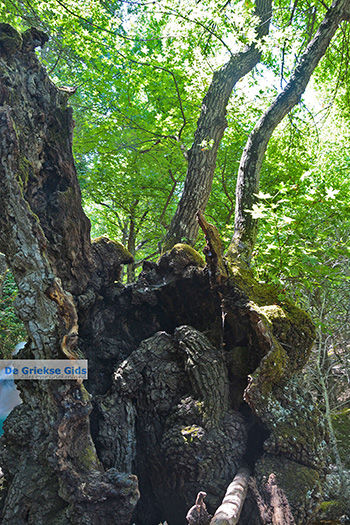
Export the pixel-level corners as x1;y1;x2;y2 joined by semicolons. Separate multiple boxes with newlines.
0;24;138;524
229;0;350;263
0;22;340;525
162;0;272;250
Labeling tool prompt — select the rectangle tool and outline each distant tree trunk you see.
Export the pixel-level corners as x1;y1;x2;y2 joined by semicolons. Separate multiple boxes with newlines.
127;215;136;283
162;0;272;250
229;0;350;263
0;253;7;300
126;201;139;283
0;253;6;275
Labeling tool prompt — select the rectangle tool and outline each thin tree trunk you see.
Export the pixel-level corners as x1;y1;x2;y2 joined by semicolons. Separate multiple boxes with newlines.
162;0;272;250
229;0;350;263
127;215;136;283
315;299;348;495
0;253;7;300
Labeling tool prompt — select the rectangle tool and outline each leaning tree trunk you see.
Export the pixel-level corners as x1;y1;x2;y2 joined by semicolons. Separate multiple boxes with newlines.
162;0;272;250
229;0;350;263
0;22;336;525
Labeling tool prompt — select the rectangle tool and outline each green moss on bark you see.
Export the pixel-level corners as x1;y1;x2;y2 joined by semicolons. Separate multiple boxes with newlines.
92;236;133;264
316;500;347;523
331;408;350;469
169;243;205;267
227;261;316;370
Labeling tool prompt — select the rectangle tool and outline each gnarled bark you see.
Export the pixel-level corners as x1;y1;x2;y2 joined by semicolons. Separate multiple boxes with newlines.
0;24;138;524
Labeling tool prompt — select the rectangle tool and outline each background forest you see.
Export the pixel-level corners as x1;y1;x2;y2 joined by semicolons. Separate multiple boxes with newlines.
0;0;349;509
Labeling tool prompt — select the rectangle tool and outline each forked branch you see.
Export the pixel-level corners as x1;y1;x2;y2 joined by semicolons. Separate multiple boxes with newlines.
162;0;272;250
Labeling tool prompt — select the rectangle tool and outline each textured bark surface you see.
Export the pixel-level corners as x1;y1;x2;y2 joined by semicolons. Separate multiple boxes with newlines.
0;23;336;525
0;253;6;276
0;253;7;299
230;0;350;262
0;24;139;525
0;23;93;296
162;0;272;250
95;325;246;524
249;474;295;525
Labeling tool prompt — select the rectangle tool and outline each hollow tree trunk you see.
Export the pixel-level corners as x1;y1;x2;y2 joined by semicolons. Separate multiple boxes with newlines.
229;0;350;263
0;22;335;525
162;0;272;250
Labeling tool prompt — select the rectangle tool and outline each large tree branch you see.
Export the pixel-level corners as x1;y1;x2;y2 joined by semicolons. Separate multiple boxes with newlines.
162;0;272;250
229;0;350;263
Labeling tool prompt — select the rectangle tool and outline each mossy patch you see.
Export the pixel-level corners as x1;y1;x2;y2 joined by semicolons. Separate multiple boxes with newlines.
252;342;289;396
170;243;205;267
181;425;203;444
80;384;91;404
17;156;33;188
92;236;133;264
317;500;347;523
79;443;100;471
331;408;350;469
227;261;315;369
227;262;279;305
228;263;313;330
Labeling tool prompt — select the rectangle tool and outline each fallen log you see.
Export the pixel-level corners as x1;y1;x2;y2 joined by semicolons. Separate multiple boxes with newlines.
210;466;250;525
